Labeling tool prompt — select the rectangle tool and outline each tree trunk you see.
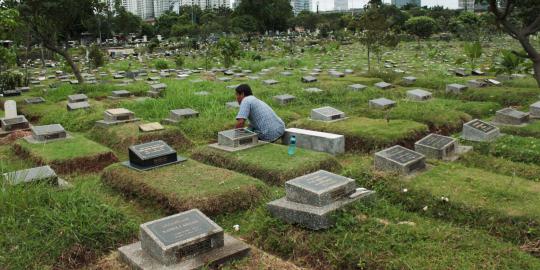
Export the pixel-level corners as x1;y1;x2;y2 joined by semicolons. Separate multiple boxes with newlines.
534;60;540;88
43;43;84;83
367;47;371;71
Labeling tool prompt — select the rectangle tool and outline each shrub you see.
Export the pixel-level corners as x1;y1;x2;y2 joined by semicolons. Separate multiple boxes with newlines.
154;59;169;70
174;55;185;69
0;70;23;92
88;45;105;68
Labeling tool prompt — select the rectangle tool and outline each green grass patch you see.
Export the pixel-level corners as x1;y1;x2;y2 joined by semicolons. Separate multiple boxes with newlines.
87;123;193;160
459;151;540;182
499;120;540;138
101;160;268;216
456;86;540;107
0;183;135;269
472;135;540;164
289;117;428;152
217;198;540;270
13;134;118;174
191;143;341;185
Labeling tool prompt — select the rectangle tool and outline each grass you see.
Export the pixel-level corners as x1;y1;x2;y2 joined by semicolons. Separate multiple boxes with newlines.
459;151;540;181
457;86;540;107
0;183;135;269
87;122;193;160
217;197;540;270
101;160;268;216
499;120;540;138
13;134;118;174
191;143;341;185
288;117;428;152
472;135;540;164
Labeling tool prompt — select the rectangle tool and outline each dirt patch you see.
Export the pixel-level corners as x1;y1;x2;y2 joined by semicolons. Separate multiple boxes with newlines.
13;143;118;174
54;244;97;270
0;130;32;145
101;167;265;216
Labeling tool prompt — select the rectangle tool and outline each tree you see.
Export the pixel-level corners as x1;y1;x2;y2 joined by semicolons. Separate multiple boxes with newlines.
464;41;482;70
358;5;400;71
88;44;105;68
484;0;540;87
0;8;19;76
11;0;100;83
235;0;293;32
112;5;142;37
405;16;437;44
216;37;241;68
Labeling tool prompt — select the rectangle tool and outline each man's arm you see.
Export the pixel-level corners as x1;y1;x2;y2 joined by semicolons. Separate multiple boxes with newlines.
235;118;245;129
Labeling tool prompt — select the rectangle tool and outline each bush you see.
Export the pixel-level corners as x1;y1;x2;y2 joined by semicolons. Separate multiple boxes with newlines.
0;70;23;92
174;55;185;69
154;59;169;70
88;45;105;68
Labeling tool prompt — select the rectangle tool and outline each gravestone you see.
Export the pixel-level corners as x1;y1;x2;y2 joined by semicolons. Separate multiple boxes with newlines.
218;128;258;148
16;86;30;92
467;79;487;88
311;106;346;122
402;76;417;86
283;128;345;155
3;166;66;186
162;108;199;124
148;83;166;97
68;94;88;103
406;89;432;101
530;101;540;118
67;101;90;111
301;76;317;83
96;108;140;127
273;94;296;105
25;124;68;143
369;98;396;109
0;115;30;133
414;133;461;160
109;90;132;99
118;209;250;269
304;87;323;93
329;71;345;78
446;83;468;94
124;140;186;171
267;170;374;230
486;79;502;86
374;145;426;175
139;122;164;132
218;77;231;82
2;89;22;97
263;79;279;85
25;97;46;104
194;91;209;96
4;100;17;119
349;84;367;91
472;69;485;76
374;82;392;89
454;68;468;77
493;107;529;126
281;71;292;76
461;119;500;142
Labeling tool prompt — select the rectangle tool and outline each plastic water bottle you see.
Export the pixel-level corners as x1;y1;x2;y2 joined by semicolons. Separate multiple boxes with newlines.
288;135;296;156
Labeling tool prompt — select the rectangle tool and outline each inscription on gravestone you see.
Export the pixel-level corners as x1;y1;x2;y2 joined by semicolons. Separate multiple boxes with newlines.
469;119;496;133
148;211;216;246
126;140;185;170
462;119;500;142
387;147;422;164
420;134;454;149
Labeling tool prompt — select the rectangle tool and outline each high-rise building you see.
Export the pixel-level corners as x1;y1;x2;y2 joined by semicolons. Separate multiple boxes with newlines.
458;0;488;11
334;0;347;11
102;0;229;19
391;0;421;8
290;0;311;15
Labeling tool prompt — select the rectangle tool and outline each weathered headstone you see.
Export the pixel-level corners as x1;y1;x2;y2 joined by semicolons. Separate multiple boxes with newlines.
25;97;46;104
67;101;90;111
0;115;30;133
374;82;393;89
67;94;88;103
530;101;540;118
2;89;22;97
301;76;317;83
3;166;66;186
218;128;258;148
162;108;199;124
406;89;432;101
311;106;346;122
124;140;185;171
96;108;140;127
109;90;131;99
454;68;468;77
263;79;279;85
486;79;502;86
374;145;426;175
273;94;296;105
467;79;487;88
369;98;396;109
283;128;345;155
446;83;468;94
493;107;529;126
26;124;68;143
349;84;367;91
304;87;323;93
461;119;500;142
139;122;164;132
267;170;374;230
414;133;458;160
148;83;166;97
4;100;17;119
402;76;417;86
118;209;250;269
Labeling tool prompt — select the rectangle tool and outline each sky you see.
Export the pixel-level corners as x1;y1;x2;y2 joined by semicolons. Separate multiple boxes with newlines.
313;0;458;11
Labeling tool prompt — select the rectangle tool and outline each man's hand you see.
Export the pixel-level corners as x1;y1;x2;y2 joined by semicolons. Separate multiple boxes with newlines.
235;118;245;129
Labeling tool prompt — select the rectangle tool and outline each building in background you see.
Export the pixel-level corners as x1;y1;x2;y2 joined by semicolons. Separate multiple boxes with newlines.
290;0;311;15
391;0;421;8
102;0;229;19
458;0;488;11
334;0;347;11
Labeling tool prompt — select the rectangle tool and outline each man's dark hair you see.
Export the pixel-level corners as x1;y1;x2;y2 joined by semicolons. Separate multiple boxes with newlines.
235;84;253;96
